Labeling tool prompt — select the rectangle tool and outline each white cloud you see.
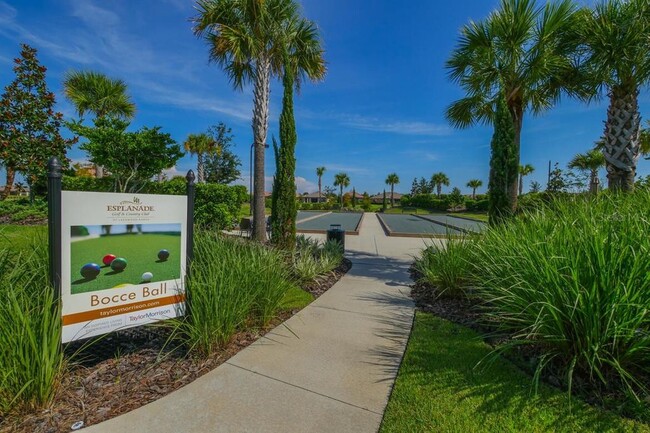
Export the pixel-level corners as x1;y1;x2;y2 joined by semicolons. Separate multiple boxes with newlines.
294;176;318;194
342;115;451;136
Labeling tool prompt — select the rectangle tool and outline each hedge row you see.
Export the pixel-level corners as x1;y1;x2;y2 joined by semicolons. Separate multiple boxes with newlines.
62;176;247;230
401;194;488;212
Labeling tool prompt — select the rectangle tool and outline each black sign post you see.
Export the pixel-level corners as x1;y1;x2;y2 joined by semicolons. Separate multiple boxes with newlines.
47;157;62;301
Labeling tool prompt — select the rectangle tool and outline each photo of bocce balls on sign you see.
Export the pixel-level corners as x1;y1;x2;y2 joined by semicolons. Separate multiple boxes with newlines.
70;223;181;294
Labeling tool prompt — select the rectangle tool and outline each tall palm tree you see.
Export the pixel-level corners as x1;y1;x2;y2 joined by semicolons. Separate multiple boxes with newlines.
316;166;326;202
385;173;400;207
184;133;218;183
581;0;650;191
446;0;585;209
333;172;350;209
431;172;450;197
63;70;135;178
569;149;605;195
193;0;324;241
466;179;483;199
518;164;535;195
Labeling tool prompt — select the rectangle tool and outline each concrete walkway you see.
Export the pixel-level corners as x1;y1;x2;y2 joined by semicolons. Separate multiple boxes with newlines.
85;214;429;433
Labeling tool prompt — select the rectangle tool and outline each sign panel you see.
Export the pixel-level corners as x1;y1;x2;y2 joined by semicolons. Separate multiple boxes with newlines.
61;191;187;343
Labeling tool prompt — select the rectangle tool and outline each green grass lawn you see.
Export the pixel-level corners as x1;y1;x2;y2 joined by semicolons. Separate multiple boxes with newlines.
450;212;489;222
70;233;182;293
381;312;649;433
0;224;47;252
238;203;272;219
279;286;314;311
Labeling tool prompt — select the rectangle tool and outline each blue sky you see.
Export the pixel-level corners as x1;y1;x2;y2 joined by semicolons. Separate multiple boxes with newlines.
0;0;648;195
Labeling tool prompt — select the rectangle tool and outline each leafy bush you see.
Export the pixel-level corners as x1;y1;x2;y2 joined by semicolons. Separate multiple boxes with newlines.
466;199;489;212
473;192;650;400
0;234;64;415
401;194;449;211
414;238;474;299
62;175;114;192
172;233;297;356
0;198;47;223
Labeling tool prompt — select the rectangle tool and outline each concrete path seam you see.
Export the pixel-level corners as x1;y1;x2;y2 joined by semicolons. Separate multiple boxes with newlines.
224;361;384;416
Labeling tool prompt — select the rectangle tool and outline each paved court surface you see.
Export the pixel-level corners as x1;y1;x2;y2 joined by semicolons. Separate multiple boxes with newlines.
296;210;329;222
417;214;486;233
377;213;464;236
297;212;363;232
85;214;428;433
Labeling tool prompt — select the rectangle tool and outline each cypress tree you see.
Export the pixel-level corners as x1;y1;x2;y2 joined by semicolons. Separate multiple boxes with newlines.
488;94;518;225
270;65;297;250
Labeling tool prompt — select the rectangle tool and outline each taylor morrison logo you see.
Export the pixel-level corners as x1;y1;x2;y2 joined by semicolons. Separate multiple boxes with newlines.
106;197;155;212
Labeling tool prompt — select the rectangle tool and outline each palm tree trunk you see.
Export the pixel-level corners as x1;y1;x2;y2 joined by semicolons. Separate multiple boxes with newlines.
508;105;523;211
197;153;205;183
390;184;394;207
252;57;271;241
318;177;322;202
603;85;640;192
2;166;15;200
340;186;343;209
437;184;441;198
518;174;523;196
589;170;599;195
472;188;476;200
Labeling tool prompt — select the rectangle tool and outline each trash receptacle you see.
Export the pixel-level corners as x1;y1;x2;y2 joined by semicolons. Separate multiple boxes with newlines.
326;224;345;251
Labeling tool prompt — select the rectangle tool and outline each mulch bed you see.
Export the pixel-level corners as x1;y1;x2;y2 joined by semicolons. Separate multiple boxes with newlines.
1;262;351;433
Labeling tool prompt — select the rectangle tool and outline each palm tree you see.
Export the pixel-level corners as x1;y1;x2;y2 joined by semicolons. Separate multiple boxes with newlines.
569;149;605;195
63;70;135;178
193;0;325;241
316;166;326;202
431;172;450;197
63;70;135;120
518;164;534;195
333;172;350;209
184;133;218;183
466;179;483;199
582;1;650;191
385;173;400;207
446;0;585;209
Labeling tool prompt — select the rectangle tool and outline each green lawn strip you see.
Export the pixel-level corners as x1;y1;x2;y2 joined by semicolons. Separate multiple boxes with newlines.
450;212;489;222
383;206;429;214
380;312;649;433
0;224;47;252
279;286;314;311
70;233;181;294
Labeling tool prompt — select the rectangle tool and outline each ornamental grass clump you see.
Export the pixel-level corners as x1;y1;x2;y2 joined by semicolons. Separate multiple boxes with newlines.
473;191;650;400
175;233;297;357
414;237;474;299
292;236;344;284
0;235;64;416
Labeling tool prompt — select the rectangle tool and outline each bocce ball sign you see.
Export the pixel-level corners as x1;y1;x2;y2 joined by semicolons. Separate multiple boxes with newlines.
59;191;188;343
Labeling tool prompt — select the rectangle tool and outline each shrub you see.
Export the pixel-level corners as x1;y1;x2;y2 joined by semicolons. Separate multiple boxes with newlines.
414;238;474;299
172;233;297;356
0;234;64;415
62;175;114;192
0;198;47;223
466;199;489;212
472;192;650;399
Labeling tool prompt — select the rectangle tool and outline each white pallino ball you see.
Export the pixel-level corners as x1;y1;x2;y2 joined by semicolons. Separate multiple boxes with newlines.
141;272;153;282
